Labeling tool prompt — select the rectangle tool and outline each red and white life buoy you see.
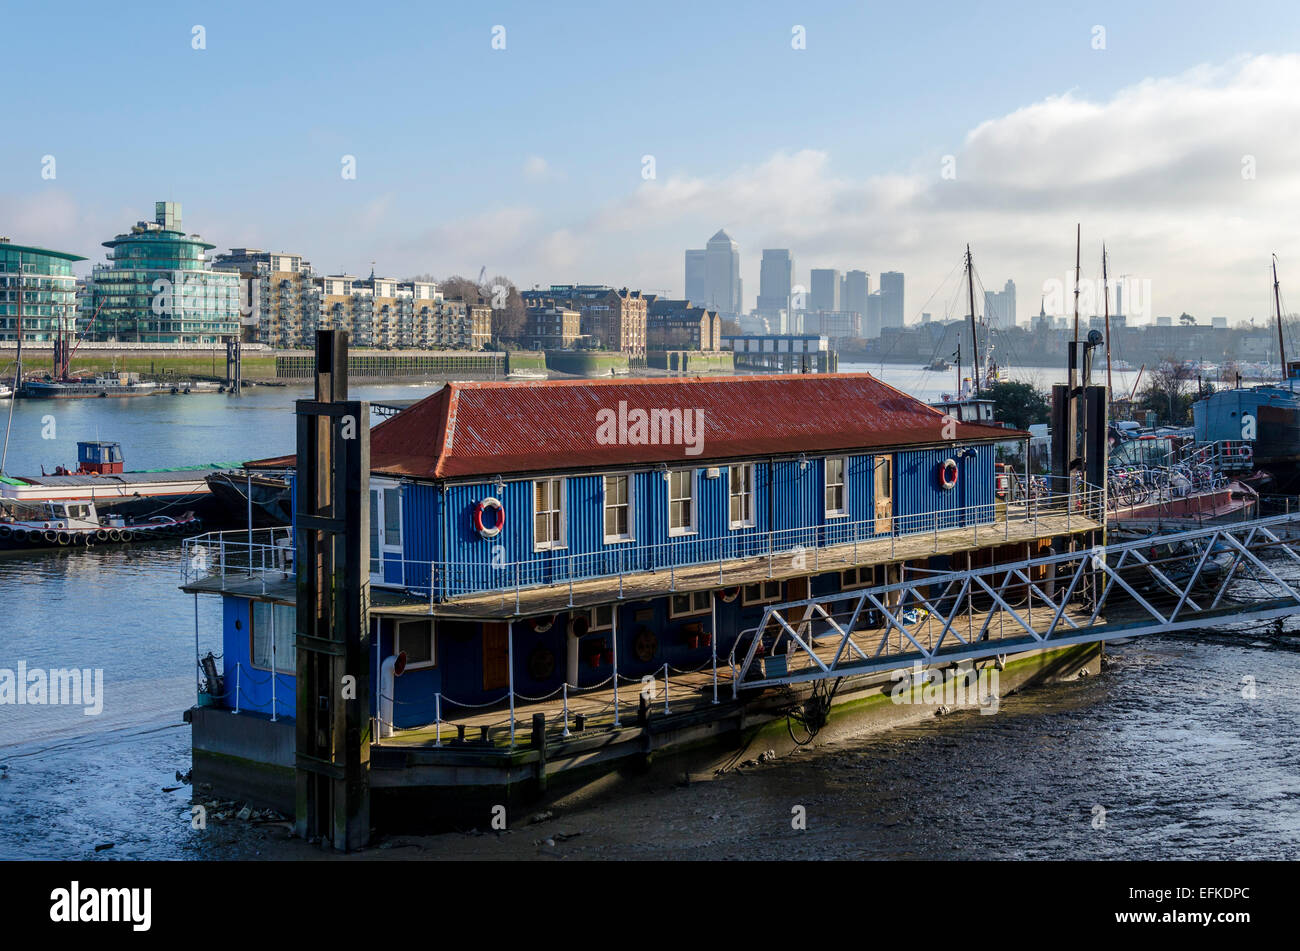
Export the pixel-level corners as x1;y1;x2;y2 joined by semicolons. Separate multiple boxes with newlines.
938;459;959;491
473;497;504;538
719;586;741;603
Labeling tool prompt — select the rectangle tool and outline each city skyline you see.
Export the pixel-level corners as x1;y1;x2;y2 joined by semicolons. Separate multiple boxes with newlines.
5;3;1300;324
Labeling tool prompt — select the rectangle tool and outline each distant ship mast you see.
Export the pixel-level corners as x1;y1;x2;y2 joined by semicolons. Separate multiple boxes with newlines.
1274;254;1287;385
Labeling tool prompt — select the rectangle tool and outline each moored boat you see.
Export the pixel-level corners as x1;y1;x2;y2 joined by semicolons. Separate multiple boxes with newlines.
0;498;200;550
22;372;160;398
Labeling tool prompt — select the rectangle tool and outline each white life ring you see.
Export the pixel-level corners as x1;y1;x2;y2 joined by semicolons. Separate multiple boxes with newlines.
473;496;504;538
1240;444;1253;461
938;458;959;491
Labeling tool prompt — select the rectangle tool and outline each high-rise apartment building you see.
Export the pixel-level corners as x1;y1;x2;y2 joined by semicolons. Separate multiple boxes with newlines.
983;279;1017;330
841;270;869;320
756;249;794;319
683;229;742;316
0;239;85;344
879;271;905;329
85;201;242;343
809;268;841;314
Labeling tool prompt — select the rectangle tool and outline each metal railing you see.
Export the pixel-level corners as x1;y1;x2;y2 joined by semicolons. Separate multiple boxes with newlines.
182;486;1105;604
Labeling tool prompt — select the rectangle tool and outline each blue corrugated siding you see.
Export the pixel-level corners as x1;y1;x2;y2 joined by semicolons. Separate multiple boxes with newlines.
895;445;995;531
400;481;440;591
386;443;995;599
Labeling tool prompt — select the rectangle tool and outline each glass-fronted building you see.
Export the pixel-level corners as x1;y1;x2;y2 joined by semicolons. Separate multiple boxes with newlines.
0;239;86;343
84;202;242;343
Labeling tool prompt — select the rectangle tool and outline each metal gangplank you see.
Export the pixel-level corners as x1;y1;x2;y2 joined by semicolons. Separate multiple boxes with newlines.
731;511;1300;692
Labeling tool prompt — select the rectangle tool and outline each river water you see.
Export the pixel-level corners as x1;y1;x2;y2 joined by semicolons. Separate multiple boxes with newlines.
0;370;1297;860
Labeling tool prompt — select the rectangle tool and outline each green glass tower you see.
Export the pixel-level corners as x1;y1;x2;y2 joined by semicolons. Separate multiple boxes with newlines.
0;239;86;343
86;201;242;343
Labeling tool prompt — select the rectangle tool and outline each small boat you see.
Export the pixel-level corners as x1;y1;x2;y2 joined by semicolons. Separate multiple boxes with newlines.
0;441;238;519
923;358;951;371
0;499;200;550
23;372;159;399
205;469;292;526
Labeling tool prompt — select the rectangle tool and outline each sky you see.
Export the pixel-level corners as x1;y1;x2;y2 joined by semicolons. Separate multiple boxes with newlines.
5;0;1300;325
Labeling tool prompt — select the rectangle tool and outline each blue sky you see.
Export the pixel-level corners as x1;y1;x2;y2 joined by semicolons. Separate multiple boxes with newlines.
5;0;1300;322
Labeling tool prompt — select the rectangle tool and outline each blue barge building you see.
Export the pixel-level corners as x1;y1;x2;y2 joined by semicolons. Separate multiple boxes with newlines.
182;368;1103;840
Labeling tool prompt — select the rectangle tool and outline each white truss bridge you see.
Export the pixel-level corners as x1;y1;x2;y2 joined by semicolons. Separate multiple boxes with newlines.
730;511;1300;694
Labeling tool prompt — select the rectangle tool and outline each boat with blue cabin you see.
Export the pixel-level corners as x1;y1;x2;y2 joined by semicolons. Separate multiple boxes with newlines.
182;372;1104;828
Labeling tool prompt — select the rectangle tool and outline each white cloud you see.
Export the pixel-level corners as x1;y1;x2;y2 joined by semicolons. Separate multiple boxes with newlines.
522;156;555;182
474;53;1300;322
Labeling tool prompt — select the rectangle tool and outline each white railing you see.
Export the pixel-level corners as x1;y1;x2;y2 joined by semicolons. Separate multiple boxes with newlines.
182;485;1104;604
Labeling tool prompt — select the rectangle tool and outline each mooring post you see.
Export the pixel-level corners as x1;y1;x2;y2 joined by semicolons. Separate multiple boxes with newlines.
293;329;371;852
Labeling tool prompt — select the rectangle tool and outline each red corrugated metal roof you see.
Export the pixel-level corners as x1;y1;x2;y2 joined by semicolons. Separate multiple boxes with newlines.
245;374;1020;479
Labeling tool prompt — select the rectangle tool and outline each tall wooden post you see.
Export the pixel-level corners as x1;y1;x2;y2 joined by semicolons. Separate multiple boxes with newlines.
294;330;371;851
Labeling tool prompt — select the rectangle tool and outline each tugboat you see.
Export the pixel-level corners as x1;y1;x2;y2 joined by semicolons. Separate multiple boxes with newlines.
0;499;200;550
0;441;235;519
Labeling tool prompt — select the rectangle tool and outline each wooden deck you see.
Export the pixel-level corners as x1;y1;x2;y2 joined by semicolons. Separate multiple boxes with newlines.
376;592;1100;750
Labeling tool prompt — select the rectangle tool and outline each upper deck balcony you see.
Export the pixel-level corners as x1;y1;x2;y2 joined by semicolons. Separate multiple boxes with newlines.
180;486;1103;619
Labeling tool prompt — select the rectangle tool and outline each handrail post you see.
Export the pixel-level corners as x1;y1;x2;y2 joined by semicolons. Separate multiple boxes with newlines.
663;662;671;715
562;683;571;737
435;693;442;747
611;608;621;726
231;663;240;715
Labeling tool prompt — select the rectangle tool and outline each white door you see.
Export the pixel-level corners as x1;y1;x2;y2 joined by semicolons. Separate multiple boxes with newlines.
369;484;403;585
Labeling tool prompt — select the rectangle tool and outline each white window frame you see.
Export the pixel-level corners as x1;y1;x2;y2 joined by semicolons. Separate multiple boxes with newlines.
667;468;697;537
825;455;847;518
584;604;614;632
742;580;783;606
668;589;712;618
369;480;403;585
728;463;755;529
250;600;296;675
840;564;879;591
533;477;567;551
394;618;436;670
602;473;636;544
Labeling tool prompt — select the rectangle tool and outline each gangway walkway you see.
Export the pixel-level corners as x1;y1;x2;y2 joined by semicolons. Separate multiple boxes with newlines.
731;511;1300;692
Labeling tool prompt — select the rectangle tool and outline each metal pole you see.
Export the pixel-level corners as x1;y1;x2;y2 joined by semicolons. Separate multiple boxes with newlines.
611;606;621;726
712;589;722;701
270;605;278;722
507;620;516;748
562;683;570;737
247;470;254;574
232;664;240;715
193;594;201;701
663;662;671;714
435;693;442;746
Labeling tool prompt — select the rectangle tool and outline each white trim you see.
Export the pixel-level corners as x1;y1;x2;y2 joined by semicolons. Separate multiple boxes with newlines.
369;479;403;587
602;472;636;544
394;618;436;670
742;580;783;606
668;589;712;618
532;477;568;551
824;455;848;518
839;564;879;591
667;467;697;537
728;463;755;529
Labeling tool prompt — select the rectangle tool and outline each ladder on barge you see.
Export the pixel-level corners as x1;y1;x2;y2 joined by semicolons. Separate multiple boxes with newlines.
731;511;1300;692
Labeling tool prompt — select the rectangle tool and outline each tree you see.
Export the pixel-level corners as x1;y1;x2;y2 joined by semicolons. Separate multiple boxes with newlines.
1136;359;1202;425
1178;312;1196;326
984;381;1050;430
483;274;526;343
